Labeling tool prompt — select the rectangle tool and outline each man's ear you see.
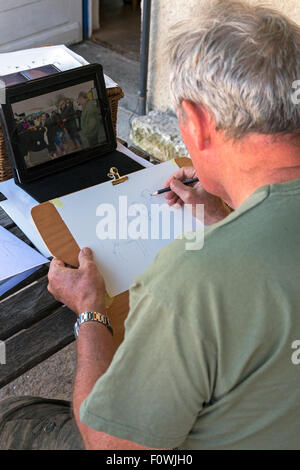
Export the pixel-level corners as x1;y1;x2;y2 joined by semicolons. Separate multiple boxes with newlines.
179;100;211;152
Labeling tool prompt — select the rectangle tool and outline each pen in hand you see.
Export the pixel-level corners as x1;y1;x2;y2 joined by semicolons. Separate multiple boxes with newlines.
152;177;199;196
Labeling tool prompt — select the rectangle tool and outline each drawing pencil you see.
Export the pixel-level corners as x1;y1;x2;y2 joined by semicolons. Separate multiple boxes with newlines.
152;177;199;196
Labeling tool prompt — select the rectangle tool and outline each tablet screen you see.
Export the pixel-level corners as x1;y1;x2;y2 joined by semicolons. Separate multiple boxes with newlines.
11;80;107;169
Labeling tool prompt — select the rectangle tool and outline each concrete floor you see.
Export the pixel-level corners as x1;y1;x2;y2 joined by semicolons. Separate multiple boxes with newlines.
92;0;141;61
0;41;140;402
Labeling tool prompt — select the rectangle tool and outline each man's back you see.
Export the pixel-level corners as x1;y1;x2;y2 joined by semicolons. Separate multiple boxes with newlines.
175;178;300;449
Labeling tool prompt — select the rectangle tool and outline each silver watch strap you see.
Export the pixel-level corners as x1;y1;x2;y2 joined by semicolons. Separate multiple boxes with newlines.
74;311;113;338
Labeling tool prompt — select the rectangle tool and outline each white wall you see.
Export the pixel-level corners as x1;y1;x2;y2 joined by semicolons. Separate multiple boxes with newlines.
0;0;83;52
92;0;100;32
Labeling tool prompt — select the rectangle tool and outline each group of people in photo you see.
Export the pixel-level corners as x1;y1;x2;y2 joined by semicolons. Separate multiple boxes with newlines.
15;90;104;168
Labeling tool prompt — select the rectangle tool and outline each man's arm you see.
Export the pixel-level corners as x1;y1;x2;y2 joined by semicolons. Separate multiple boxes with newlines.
74;321;156;450
48;248;156;450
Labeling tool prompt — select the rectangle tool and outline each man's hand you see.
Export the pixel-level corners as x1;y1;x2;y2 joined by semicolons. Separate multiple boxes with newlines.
164;166;231;225
48;247;106;315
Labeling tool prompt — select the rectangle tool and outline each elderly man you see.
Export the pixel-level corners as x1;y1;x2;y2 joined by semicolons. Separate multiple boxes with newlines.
1;0;300;450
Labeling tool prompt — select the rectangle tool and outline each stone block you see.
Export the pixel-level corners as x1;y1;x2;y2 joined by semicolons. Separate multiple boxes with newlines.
130;110;189;161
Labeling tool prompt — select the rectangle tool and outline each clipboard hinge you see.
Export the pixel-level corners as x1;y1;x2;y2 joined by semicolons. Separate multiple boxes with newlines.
107;167;129;186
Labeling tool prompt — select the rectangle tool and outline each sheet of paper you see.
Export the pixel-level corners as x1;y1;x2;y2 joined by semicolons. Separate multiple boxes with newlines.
0;45;118;89
56;161;203;296
0;226;48;296
0;144;151;259
116;141;153;168
0;266;41;297
0;179;51;257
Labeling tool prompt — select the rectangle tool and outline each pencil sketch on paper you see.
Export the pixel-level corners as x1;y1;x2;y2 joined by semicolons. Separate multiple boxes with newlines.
55;160;203;296
140;188;152;203
112;238;150;263
130;188;156;222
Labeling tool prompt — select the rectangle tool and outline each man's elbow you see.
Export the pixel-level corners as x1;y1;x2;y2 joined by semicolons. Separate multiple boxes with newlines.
81;427;160;451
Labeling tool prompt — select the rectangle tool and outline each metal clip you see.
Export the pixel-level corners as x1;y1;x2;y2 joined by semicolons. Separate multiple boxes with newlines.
107;167;128;185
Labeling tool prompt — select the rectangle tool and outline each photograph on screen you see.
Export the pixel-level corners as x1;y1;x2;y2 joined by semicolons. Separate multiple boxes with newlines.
11;80;107;168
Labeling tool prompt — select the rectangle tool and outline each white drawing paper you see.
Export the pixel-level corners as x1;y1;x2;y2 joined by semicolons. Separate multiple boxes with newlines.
0;45;118;89
55;161;203;296
0;226;49;296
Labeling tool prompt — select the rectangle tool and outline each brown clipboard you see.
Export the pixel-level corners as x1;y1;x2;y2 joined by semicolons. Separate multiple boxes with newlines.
31;157;192;346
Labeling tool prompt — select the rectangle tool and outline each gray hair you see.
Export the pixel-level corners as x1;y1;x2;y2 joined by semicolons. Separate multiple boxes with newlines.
168;0;300;140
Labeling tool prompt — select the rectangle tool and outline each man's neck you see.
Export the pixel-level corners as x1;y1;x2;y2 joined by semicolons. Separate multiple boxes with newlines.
226;166;300;209
216;135;300;209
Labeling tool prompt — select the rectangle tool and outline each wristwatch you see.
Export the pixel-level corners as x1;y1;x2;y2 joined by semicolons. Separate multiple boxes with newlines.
74;312;113;339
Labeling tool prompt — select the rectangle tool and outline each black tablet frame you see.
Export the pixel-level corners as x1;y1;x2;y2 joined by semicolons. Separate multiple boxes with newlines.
1;64;116;184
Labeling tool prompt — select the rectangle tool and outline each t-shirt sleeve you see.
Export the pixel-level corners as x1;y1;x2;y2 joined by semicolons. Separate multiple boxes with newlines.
79;278;217;449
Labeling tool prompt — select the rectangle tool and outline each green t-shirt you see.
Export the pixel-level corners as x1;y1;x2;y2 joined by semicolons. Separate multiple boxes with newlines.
80;178;300;450
81;100;101;141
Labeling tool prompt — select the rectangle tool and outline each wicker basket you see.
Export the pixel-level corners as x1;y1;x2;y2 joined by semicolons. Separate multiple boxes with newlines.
0;84;124;182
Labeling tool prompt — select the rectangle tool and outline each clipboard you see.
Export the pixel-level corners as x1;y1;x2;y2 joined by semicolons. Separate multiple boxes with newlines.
31;157;192;268
31;157;192;347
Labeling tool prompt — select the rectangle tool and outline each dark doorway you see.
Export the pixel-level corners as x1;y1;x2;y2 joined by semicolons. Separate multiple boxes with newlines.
92;0;141;61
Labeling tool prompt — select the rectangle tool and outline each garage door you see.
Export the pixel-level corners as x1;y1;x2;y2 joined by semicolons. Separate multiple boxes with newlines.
0;0;83;52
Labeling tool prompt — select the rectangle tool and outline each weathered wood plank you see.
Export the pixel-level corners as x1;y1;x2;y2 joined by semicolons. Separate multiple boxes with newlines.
0;207;14;229
0;277;61;341
0;265;49;302
0;306;76;388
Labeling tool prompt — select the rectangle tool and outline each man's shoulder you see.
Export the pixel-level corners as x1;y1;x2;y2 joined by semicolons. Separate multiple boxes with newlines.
134;195;289;303
134;224;231;301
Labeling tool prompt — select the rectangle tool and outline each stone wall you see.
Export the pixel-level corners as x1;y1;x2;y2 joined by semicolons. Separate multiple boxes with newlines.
147;0;300;112
132;0;300;160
